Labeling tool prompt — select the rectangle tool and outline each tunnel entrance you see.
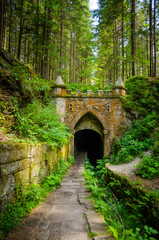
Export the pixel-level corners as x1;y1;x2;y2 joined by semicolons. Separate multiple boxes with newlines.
74;129;103;166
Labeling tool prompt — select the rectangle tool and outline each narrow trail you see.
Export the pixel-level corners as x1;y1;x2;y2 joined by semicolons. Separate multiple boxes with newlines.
9;153;113;240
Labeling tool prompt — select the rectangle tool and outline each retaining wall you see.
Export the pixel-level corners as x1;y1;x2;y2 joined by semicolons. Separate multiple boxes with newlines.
105;167;159;232
0;142;69;212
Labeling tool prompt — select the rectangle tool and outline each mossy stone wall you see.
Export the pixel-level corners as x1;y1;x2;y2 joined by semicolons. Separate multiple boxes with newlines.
105;168;159;231
0;142;69;212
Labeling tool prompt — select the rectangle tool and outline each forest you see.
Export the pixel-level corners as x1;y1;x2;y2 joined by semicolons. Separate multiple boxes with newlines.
0;0;159;240
0;0;159;85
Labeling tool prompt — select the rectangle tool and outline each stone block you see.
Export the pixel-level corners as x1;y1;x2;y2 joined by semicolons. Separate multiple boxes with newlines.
0;143;29;164
30;157;41;183
0;175;15;198
66;89;71;94
85;210;106;234
14;168;30;186
98;90;103;95
87;90;93;95
76;90;82;95
0;195;8;212
0;158;29;177
39;220;51;231
36;230;49;240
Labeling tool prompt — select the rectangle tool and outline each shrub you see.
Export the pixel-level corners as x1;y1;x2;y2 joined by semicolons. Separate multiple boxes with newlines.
14;100;72;147
66;83;112;93
83;159;158;240
122;76;159;117
135;156;159;180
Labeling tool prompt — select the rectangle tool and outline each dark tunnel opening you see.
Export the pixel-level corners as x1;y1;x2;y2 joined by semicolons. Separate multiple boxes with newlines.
74;129;103;166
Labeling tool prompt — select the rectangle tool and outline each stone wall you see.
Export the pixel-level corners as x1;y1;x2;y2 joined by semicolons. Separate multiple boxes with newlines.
105;167;159;231
64;95;128;156
51;77;130;157
0;142;69;212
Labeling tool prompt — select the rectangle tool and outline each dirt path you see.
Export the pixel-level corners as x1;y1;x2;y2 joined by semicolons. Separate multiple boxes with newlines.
8;153;113;240
106;155;159;190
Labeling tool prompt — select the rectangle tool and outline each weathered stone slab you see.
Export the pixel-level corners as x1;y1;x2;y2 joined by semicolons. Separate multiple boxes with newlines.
85;210;106;234
79;198;94;209
0;158;29;177
45;204;85;223
0;175;15;197
93;235;114;240
14;168;30;185
78;193;90;198
39;220;50;231
0;143;29;164
36;230;49;240
53;197;78;205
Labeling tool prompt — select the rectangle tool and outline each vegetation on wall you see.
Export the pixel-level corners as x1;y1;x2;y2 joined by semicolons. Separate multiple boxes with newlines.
66;83;112;93
0;56;72;146
13;100;72;147
83;158;158;240
0;155;75;239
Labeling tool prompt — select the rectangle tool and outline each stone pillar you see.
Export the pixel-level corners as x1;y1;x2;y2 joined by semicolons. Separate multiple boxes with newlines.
103;130;110;156
51;76;66;122
51;76;66;96
113;77;126;96
69;129;75;157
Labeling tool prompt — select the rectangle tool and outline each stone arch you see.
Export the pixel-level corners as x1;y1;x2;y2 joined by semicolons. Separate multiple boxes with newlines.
73;111;105;165
74;111;104;138
71;108;106;131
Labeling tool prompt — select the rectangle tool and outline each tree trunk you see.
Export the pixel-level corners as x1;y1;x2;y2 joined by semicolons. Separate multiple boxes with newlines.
122;0;125;81
131;0;136;76
149;0;153;77
59;6;64;71
34;0;40;73
0;0;4;47
69;31;73;83
17;0;24;60
41;2;47;78
153;0;156;77
8;0;13;53
146;33;149;76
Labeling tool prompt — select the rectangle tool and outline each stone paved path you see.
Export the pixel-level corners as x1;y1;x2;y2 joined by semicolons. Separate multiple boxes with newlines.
9;153;113;240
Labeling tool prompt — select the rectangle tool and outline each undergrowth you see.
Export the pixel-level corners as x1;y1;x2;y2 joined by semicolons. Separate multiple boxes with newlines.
109;76;159;180
83;159;158;240
11;62;51;99
12;99;72;147
0;155;75;239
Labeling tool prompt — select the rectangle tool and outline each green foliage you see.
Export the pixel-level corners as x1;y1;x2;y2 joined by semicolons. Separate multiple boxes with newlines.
0;184;46;237
11;62;51;95
111;116;155;164
108;226;158;240
66;83;112;93
122;76;159;117
83;159;158;240
135;156;159;180
0;156;74;239
111;77;158;166
43;156;75;190
13;100;72;147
